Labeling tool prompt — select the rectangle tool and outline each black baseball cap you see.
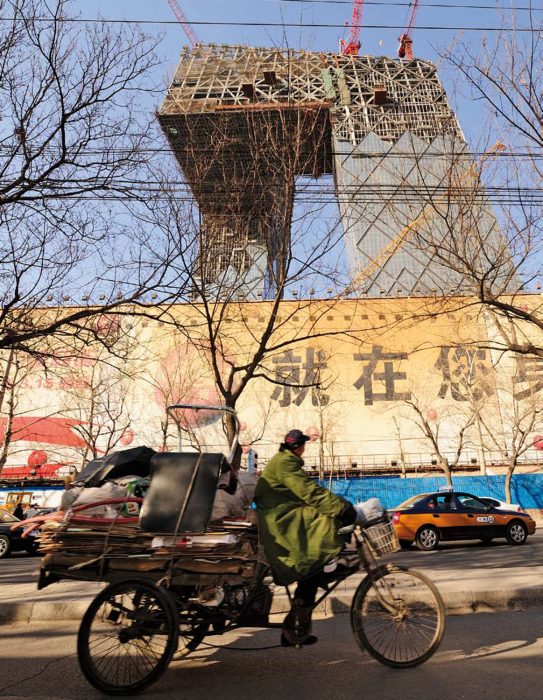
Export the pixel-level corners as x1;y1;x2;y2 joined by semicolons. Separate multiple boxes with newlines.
284;429;310;448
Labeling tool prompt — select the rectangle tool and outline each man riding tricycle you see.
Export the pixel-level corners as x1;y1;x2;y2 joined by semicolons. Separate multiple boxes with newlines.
14;405;445;695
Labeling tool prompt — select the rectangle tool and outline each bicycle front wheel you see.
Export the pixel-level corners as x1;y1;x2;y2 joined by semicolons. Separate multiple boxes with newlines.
351;564;445;668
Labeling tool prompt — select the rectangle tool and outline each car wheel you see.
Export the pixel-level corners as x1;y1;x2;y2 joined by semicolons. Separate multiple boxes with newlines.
415;526;439;551
399;540;412;550
506;520;528;546
0;535;11;559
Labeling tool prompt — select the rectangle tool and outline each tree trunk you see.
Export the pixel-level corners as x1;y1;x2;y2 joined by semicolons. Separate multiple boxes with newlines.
475;417;487;475
0;349;15;479
0;415;13;478
328;461;335;492
318;441;325;481
441;457;453;487
505;461;515;503
318;406;325;480
224;409;241;470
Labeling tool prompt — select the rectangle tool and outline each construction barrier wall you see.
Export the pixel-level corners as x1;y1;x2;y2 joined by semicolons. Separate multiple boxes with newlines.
326;473;543;511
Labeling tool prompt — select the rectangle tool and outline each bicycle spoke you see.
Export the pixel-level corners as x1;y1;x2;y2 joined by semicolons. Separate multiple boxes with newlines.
78;582;177;694
351;567;445;668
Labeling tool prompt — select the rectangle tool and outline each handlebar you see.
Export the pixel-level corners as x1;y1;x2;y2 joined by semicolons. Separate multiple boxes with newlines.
338;514;389;536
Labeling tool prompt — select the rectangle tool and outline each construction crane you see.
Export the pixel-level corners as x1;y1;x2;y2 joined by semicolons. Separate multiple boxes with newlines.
167;0;201;48
397;0;420;60
340;0;364;55
342;142;506;297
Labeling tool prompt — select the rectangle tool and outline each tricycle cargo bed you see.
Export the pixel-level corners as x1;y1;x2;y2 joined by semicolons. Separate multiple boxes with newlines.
38;525;260;588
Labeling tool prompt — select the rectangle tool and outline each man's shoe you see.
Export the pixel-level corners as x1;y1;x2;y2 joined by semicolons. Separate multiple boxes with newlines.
280;634;318;647
282;598;313;644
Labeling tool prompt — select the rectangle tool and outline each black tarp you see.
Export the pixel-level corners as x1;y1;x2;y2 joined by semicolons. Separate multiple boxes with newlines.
73;446;157;488
139;452;226;532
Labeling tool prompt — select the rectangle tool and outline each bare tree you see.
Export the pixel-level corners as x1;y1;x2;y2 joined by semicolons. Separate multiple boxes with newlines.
474;358;543;503
60;341;137;467
325;8;543;358
412;10;543;355
391;417;408;477
0;350;31;472
148;104;373;466
0;0;193;361
399;394;476;487
146;343;218;453
0;347;82;475
303;354;348;480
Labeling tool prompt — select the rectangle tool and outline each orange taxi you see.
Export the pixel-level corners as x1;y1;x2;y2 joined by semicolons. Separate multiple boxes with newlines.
391;489;536;551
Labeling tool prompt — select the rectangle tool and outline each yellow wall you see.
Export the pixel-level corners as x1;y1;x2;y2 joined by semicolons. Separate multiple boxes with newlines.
4;296;543;469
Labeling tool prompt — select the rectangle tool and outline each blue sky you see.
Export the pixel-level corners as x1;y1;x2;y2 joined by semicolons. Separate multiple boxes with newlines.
72;1;540;147
76;0;517;53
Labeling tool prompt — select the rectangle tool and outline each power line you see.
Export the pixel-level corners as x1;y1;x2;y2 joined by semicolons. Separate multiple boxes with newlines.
8;176;543;194
39;182;543;197
276;0;542;9
8;188;543;205
0;16;542;33
2;144;543;160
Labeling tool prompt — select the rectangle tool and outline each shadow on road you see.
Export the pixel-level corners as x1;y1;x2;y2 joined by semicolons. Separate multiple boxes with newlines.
1;611;543;699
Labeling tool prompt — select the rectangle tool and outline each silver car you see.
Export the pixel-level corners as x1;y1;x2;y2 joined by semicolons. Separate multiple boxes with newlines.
479;497;521;512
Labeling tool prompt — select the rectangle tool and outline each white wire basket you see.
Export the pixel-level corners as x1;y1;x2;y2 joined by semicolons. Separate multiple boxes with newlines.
363;518;400;557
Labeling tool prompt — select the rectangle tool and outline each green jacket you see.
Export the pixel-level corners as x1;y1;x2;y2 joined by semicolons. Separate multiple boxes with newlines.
254;448;351;584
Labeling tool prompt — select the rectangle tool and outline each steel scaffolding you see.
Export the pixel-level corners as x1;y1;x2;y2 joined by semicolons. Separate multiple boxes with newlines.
158;45;511;298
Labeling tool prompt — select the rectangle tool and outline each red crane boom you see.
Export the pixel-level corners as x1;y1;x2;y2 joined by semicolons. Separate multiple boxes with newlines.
397;0;420;60
168;0;201;48
340;0;364;56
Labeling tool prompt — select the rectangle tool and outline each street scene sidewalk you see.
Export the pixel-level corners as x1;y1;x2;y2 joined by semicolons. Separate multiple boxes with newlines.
2;530;543;624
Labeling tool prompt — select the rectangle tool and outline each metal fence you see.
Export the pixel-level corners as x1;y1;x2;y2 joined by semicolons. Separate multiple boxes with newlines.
296;449;543;477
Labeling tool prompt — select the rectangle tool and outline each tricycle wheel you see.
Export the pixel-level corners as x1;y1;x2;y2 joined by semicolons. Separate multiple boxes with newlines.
77;580;178;695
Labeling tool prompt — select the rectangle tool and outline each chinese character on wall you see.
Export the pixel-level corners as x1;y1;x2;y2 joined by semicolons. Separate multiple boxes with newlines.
435;346;494;401
270;348;329;407
513;355;543;400
353;345;411;406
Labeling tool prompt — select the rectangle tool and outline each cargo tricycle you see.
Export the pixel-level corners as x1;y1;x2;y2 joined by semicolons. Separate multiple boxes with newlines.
21;405;446;695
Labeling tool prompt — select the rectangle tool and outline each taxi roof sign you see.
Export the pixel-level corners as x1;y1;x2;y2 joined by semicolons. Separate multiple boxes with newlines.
438;486;454;492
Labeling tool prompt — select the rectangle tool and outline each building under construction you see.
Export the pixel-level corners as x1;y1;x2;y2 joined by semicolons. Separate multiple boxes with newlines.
158;45;508;299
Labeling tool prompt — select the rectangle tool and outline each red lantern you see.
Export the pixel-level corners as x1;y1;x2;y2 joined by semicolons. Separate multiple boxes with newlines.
28;450;47;468
426;409;438;421
119;429;134;446
533;435;543;450
306;426;320;441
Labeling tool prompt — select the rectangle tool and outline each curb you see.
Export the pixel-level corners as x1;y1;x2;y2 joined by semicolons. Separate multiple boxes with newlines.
0;600;93;625
3;586;543;624
329;587;543;616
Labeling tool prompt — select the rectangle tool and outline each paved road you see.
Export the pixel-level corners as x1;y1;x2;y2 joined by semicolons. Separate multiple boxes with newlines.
1;608;543;699
3;531;543;620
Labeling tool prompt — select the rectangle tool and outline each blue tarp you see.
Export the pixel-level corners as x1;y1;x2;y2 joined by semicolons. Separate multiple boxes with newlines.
320;473;543;511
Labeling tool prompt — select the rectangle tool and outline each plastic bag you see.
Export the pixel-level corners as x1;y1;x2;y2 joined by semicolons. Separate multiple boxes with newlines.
69;482;128;518
114;476;150;515
354;498;384;526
